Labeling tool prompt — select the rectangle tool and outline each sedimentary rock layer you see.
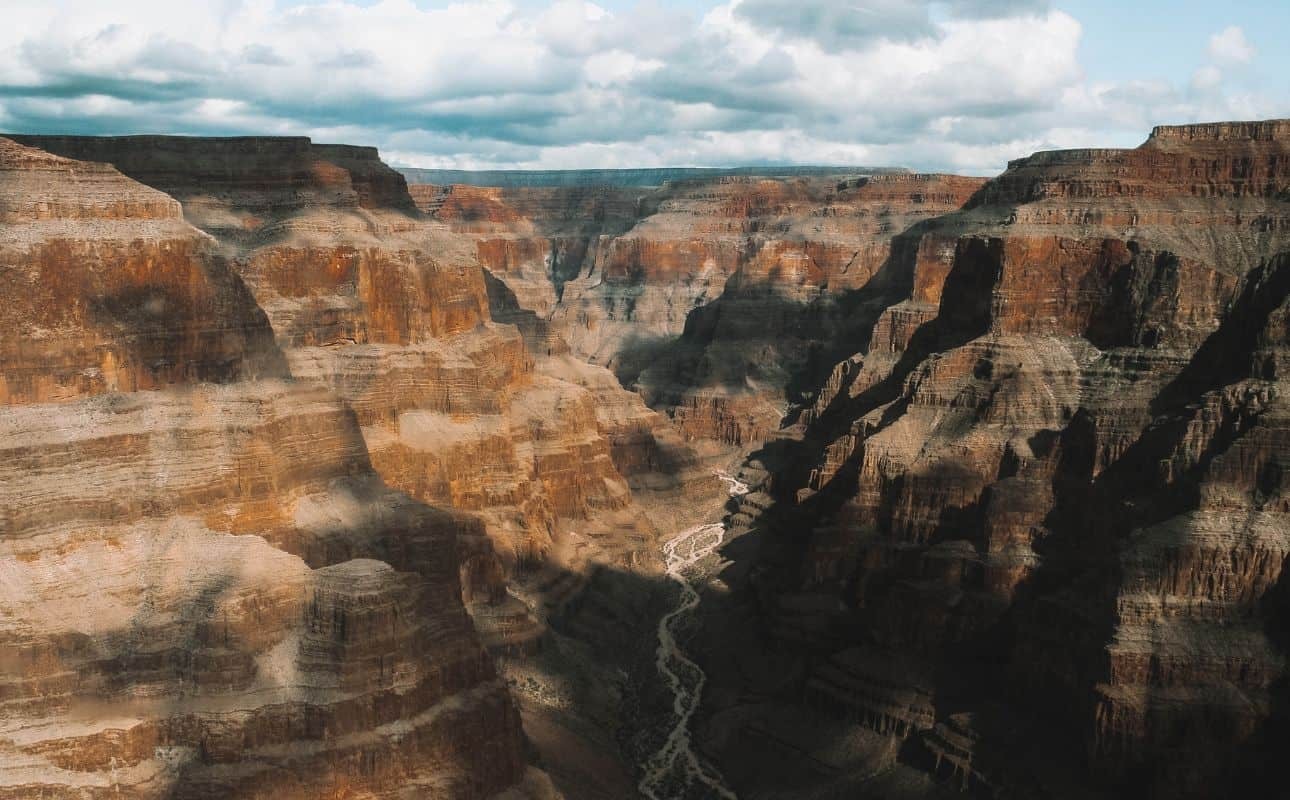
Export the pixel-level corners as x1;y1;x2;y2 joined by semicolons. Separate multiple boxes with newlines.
13;134;691;569
705;120;1290;798
411;173;986;446
0;137;538;799
11;133;721;797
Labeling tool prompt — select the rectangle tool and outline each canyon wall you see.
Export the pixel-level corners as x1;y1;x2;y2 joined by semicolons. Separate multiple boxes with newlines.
11;134;701;572
8;133;723;799
694;120;1290;799
412;174;985;447
7;117;1288;800
399;166;900;189
0;137;549;799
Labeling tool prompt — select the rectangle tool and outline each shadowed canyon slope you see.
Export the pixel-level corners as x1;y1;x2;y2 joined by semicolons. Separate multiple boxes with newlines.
3;119;1288;800
669;121;1288;800
409;173;987;446
409;120;1290;798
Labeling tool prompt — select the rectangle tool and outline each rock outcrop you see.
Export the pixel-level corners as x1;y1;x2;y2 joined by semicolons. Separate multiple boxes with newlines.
10;117;1287;800
399;166;900;190
697;120;1290;799
411;174;985;446
10;133;723;799
0;137;539;799
11;134;698;571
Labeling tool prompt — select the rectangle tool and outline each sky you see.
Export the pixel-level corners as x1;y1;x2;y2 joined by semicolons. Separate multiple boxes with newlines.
0;0;1286;174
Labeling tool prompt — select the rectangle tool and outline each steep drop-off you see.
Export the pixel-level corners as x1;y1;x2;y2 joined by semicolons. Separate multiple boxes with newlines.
0;137;548;799
689;120;1290;799
7;117;1289;800
412;174;986;447
9;133;729;799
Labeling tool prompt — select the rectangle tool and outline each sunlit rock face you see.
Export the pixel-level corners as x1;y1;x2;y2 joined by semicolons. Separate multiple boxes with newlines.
13;135;693;573
411;173;986;446
702;120;1290;798
5;134;717;798
0;137;541;799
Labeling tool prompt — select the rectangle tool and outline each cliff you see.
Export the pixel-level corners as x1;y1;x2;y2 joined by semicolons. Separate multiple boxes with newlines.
10;134;700;569
398;165;906;189
10;117;1288;800
8;133;723;798
0;137;543;799
411;174;986;447
693;119;1290;799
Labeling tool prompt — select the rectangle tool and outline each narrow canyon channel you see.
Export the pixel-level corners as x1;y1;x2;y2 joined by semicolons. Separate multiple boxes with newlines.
639;472;749;800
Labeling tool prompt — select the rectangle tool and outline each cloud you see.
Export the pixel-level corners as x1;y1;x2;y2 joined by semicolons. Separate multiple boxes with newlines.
242;44;288;66
317;50;376;69
731;0;1051;51
949;0;1050;19
1208;25;1254;65
0;0;1282;175
733;0;935;50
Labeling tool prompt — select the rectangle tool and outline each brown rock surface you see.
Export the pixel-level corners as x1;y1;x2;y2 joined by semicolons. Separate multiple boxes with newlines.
412;174;985;446
13;117;1287;800
0;137;537;798
12;133;725;798
695;119;1290;799
11;134;699;567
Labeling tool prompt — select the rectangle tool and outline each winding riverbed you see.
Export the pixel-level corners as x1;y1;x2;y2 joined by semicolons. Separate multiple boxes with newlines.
639;471;748;800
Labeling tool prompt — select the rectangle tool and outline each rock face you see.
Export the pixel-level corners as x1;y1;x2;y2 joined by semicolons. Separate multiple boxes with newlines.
693;120;1290;799
8;133;717;799
11;134;692;571
399;166;901;189
413;174;985;446
8;117;1287;800
0;137;537;798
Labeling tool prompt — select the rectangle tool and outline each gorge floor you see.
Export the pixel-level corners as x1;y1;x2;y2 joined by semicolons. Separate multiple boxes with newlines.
639;472;749;800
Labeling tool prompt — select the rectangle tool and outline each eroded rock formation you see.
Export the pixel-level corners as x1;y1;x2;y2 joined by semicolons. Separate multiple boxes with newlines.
0;137;546;799
7;117;1288;800
410;174;986;447
691;120;1290;799
7;133;723;799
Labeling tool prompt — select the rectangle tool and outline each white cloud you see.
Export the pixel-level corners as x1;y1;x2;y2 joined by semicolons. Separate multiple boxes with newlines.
0;1;1282;175
1207;25;1254;65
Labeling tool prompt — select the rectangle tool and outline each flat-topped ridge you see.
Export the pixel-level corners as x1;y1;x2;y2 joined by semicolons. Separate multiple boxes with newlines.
971;118;1290;208
0;136;111;171
6;133;317;161
0;136;183;225
1002;118;1290;172
8;133;414;214
399;164;908;189
1149;119;1290;143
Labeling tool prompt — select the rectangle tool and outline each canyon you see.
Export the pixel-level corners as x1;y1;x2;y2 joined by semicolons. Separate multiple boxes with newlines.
1;118;1287;800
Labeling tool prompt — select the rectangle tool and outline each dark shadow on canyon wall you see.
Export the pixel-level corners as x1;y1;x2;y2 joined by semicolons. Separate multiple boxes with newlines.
609;219;951;430
668;218;1290;797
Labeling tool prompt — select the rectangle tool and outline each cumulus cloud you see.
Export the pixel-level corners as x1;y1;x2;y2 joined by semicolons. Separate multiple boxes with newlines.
0;0;1282;175
1191;65;1222;92
1208;25;1255;65
730;0;1050;51
733;0;936;50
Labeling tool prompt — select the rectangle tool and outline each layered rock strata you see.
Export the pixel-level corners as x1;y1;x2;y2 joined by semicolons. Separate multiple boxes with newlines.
410;175;985;446
12;135;695;572
12;133;722;799
0;137;539;799
701;120;1290;798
